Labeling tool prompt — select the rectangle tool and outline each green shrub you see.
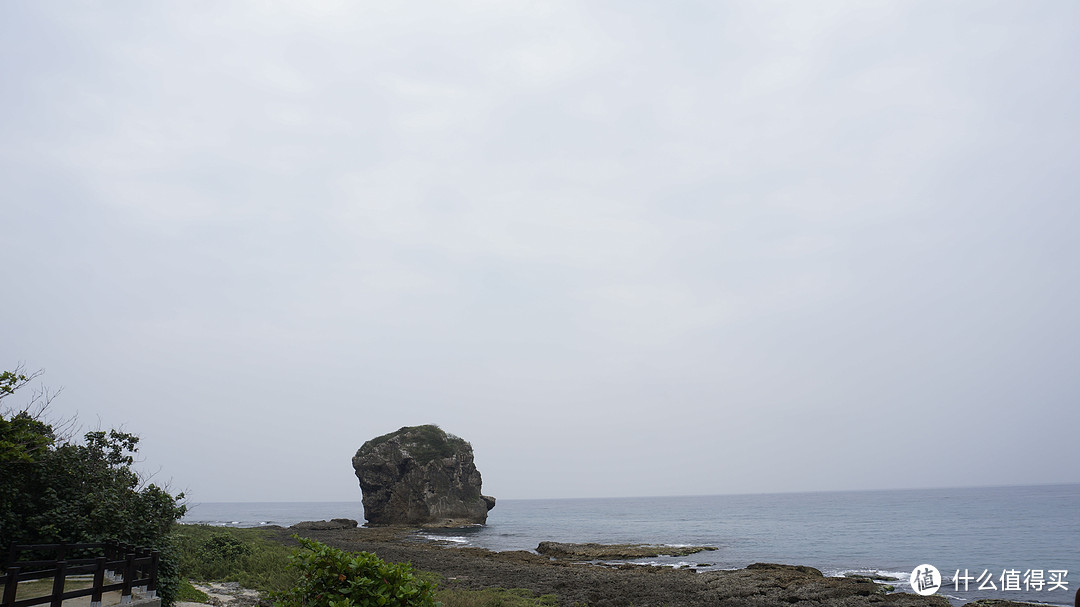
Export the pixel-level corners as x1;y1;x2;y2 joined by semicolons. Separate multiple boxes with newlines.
172;525;295;593
200;533;253;561
272;537;437;607
1;367;186;606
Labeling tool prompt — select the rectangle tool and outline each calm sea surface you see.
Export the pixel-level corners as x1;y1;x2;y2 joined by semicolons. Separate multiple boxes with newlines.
183;484;1079;606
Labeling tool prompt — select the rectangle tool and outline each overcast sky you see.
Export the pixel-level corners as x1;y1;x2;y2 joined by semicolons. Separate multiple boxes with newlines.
2;1;1078;504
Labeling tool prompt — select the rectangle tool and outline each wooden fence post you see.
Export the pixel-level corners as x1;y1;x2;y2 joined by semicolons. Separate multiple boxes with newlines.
137;549;149;592
1;541;158;607
91;556;106;607
147;551;160;598
121;552;135;604
105;542;118;578
49;561;66;607
2;566;20;607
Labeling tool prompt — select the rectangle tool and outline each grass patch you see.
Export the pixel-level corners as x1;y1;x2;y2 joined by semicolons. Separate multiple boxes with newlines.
175;579;211;603
171;526;557;607
437;587;558;607
361;565;556;607
172;524;296;594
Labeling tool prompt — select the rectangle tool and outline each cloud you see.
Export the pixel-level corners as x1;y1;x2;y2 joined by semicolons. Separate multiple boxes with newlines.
2;0;1078;501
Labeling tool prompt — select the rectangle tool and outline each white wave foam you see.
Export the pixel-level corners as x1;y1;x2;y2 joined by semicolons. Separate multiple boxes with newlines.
610;560;697;569
837;569;909;581
421;534;468;544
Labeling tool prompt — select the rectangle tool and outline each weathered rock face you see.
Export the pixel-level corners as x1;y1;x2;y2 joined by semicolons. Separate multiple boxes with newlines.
352;425;496;526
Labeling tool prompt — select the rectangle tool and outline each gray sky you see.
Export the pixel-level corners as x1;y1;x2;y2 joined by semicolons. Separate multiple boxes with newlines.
2;1;1078;503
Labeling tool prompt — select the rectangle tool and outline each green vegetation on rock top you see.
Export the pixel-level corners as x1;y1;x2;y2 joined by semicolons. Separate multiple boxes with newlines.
361;424;471;465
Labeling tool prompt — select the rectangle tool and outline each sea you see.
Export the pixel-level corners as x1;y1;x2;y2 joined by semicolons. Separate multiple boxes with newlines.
182;483;1079;606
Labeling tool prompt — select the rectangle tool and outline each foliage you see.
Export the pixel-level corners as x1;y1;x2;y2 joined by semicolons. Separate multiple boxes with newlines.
172;528;552;607
272;537;438;607
0;368;35;399
172;525;296;593
201;532;254;560
0;427;186;548
0;367;187;606
0;367;55;462
0;410;55;462
153;538;185;607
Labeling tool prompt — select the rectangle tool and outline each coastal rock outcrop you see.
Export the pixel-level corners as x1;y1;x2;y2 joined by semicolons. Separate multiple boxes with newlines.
352;424;496;526
536;542;718;560
290;518;358;530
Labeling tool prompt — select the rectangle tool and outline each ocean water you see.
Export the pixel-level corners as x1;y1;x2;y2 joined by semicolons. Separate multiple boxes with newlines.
182;483;1080;606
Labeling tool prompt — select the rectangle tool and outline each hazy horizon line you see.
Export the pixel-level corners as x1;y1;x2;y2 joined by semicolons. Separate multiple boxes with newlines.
181;480;1080;506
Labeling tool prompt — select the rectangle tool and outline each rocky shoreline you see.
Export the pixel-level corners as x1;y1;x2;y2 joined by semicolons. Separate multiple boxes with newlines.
535;541;718;560
250;523;1053;607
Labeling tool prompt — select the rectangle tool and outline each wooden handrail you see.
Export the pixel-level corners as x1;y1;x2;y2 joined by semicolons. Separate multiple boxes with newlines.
1;543;159;607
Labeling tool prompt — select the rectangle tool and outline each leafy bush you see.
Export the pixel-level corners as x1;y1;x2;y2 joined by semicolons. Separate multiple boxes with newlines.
173;525;295;593
272;537;437;607
201;533;253;560
0;367;187;606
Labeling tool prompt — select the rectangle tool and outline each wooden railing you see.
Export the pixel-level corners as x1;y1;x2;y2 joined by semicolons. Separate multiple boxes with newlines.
1;542;159;607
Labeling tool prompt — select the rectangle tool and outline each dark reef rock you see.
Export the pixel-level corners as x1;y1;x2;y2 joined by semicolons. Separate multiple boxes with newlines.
536;542;718;560
290;518;358;530
746;562;824;577
352;424;495;526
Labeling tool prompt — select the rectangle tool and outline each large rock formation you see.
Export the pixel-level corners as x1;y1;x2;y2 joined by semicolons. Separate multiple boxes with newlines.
352;425;496;526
